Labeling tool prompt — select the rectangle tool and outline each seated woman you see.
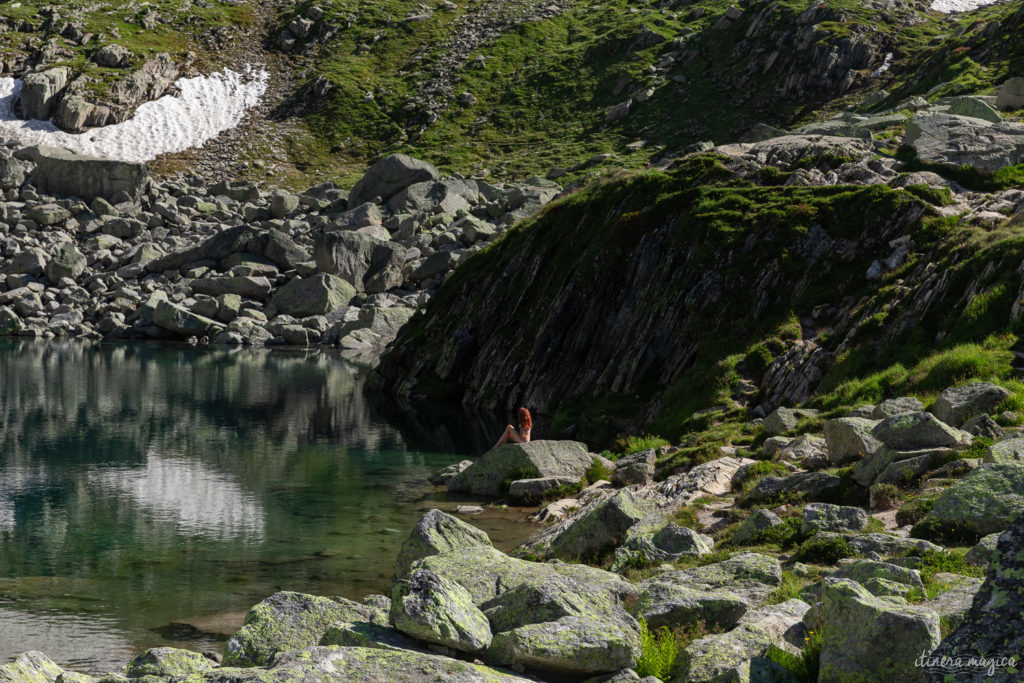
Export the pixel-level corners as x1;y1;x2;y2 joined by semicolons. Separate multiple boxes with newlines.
493;407;532;449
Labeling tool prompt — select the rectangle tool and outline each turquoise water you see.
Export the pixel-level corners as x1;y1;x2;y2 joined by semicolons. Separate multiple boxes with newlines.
0;341;532;674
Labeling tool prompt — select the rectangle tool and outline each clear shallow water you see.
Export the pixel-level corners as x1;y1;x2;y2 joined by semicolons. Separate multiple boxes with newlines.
0;340;532;674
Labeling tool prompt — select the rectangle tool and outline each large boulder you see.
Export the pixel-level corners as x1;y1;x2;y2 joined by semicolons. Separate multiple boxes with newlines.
391;569;492;653
388;180;471;215
44;242;87;282
904;112;1024;174
745;471;842;504
152;301;224;337
871;412;972;450
485;615;639;676
394;509;492;578
631;581;748;631
816;578;939;683
21;145;149;202
873;397;925;419
224;592;387;666
447;440;593;497
19;67;69;119
801;502;868;534
932;382;1012;428
732;508;783;545
348;154;441;206
851;447;956;488
269;274;356;317
541;489;657;561
921;463;1024;539
926;519;1024;682
671;599;808;683
824;417;881;465
996;76;1024;110
610;521;714;571
0;651;65;682
125;648;214;678
642;553;782;607
314;231;406;293
213;646;528;682
413;546;636;607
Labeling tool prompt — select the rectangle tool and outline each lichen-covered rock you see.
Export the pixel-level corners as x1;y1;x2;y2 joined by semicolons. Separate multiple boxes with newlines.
777;433;830;469
932;382;1012;428
630;581;749;631
644;553;781;607
447;440;593;497
816;578;939;683
269;273;356;317
920;573;983;625
391;569;493;653
153;300;224;337
612;449;656;486
671;624;776;683
926;515;1024;681
415;546;636;607
733;508;783;545
486;615;639;676
839;533;942;556
745;471;842;504
964;532;1001;566
873;397;925;419
543;489;658;561
801;502;869;534
224;591;387;666
831;560;924;590
851;447;956;488
348;153;441;206
209;645;529;682
610;522;713;571
124;648;214;678
824;417;881;465
763;407;799;434
0;651;64;682
871;412;972;450
481;577;630;633
320;619;422;651
982;437;1024;464
394;509;492;578
922;463;1024;539
428;460;473;485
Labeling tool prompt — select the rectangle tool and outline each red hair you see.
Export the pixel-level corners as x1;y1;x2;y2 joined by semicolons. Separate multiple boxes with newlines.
518;407;532;432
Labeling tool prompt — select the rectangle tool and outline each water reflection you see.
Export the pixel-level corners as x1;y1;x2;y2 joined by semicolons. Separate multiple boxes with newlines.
0;340;527;674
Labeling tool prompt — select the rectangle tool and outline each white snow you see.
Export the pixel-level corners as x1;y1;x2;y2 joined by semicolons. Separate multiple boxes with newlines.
871;53;893;78
931;0;1004;13
0;67;268;163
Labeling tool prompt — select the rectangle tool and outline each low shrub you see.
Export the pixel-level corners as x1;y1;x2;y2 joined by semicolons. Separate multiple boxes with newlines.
792;535;854;565
635;619;680;679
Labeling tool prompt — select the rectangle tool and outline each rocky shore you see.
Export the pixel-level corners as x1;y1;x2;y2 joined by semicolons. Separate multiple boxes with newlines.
4;403;1023;681
0;147;558;356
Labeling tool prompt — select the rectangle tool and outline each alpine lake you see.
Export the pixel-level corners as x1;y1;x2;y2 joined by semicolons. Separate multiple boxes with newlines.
0;340;534;674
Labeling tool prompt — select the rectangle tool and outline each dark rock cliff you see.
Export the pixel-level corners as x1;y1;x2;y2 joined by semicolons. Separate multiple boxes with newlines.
375;154;932;437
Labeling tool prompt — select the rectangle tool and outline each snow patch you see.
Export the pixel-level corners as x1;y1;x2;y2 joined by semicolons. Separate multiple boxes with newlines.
871;53;893;78
931;0;1004;13
0;67;268;163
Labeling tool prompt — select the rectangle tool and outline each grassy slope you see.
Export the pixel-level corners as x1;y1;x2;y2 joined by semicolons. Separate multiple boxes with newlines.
0;0;255;97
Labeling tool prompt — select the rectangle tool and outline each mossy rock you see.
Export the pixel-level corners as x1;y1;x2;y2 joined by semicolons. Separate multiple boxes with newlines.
224;591;387;666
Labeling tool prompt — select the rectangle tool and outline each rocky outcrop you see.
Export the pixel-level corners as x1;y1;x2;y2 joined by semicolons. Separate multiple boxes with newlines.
926;517;1024;682
21;145;149;202
377;156;929;421
904;112;1024;174
446;440;594;497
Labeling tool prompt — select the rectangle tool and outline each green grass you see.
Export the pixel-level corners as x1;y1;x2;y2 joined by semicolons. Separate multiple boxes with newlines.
766;627;823;683
614;434;670;457
767;570;813;605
